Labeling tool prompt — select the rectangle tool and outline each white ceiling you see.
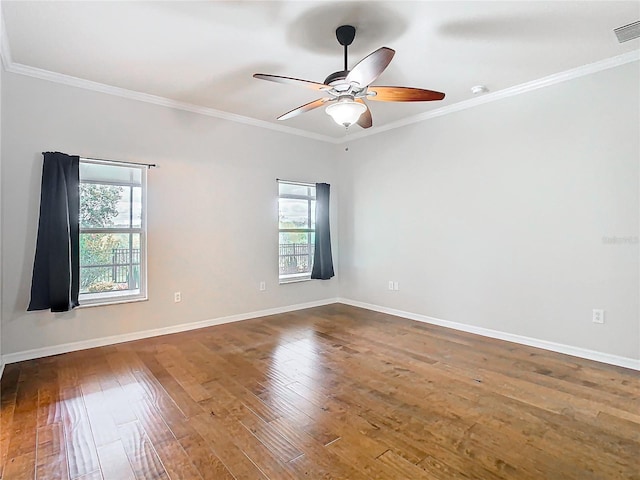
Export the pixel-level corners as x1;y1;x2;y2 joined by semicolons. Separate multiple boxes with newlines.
2;1;639;139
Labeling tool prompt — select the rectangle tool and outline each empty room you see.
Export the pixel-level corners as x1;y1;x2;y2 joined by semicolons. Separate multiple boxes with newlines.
0;1;638;479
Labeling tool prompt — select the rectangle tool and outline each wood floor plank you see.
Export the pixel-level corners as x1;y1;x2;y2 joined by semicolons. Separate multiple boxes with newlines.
167;430;235;480
80;376;120;448
189;412;269;480
1;452;37;480
199;388;299;480
36;362;64;429
157;351;212;403
4;362;40;478
118;365;236;480
1;304;638;479
376;449;434;479
35;423;70;480
201;379;302;462
0;364;21;478
59;385;100;479
96;440;136;480
130;396;204;480
118;421;169;480
267;416;369;480
74;471;102;480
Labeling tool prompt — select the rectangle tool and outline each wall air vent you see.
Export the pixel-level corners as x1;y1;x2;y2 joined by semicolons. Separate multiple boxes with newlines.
614;21;640;43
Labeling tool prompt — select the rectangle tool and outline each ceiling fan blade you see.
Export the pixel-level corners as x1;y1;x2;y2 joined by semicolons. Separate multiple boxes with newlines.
277;98;330;121
355;99;372;129
345;47;395;88
367;86;445;102
253;73;328;91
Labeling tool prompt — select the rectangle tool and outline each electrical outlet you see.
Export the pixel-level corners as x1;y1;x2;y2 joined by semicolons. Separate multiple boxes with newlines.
393;281;399;291
174;292;181;303
592;309;604;324
388;281;394;290
259;281;266;291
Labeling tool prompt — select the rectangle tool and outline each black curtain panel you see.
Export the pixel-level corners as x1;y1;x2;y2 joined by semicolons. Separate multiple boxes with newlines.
311;182;335;280
28;152;81;312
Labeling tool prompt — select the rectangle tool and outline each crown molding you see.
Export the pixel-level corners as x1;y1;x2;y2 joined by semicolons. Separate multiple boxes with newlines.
3;61;340;144
0;25;636;145
341;50;640;143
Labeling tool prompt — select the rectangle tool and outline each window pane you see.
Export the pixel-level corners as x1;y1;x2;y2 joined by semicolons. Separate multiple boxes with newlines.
278;182;316;281
132;186;142;228
279;198;312;229
80;183;125;228
279;233;314;276
278;183;311;196
80;162;142;185
80;233;141;294
113;186;132;228
279;231;309;244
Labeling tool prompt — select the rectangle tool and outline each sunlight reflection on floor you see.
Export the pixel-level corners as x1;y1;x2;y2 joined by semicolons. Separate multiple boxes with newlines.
271;335;322;386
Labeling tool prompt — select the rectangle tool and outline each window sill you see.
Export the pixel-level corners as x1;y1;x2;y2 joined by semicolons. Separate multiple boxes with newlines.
279;275;312;285
78;294;148;308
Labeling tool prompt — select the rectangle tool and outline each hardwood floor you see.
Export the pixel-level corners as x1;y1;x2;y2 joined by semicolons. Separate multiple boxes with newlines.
1;304;638;479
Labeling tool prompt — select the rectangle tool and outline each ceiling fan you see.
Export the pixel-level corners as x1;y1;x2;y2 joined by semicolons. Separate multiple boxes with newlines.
253;25;445;129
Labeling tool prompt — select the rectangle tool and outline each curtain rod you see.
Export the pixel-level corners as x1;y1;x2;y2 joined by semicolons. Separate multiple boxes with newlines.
62;154;157;168
276;178;315;187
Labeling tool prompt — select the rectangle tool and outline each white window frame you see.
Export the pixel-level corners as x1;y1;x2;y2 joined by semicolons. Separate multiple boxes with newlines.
278;180;316;284
79;158;148;306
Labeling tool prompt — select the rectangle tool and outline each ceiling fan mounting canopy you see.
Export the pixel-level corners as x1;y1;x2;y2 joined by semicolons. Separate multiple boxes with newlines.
336;25;356;47
253;24;445;129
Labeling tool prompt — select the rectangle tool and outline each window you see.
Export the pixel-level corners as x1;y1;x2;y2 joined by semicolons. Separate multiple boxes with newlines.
79;159;147;305
278;181;316;283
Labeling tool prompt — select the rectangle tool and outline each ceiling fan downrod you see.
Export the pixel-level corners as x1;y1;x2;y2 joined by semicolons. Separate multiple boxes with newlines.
335;25;356;72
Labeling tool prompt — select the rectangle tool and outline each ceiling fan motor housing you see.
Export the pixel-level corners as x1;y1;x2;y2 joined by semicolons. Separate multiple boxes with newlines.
324;70;349;85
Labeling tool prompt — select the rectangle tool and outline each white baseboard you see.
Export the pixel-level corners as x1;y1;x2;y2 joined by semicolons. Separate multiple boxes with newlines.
3;297;638;372
1;298;339;365
337;298;640;371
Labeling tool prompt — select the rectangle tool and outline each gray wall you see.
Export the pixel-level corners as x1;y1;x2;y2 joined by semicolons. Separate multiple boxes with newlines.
1;72;339;355
338;62;639;360
2;61;638;363
0;51;3;369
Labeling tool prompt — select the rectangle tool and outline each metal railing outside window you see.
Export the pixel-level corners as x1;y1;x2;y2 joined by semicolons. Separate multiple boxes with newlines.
80;248;141;291
279;243;315;275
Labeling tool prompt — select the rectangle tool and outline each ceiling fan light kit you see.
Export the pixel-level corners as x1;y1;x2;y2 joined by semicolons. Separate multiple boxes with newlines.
253;24;445;130
326;97;367;127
